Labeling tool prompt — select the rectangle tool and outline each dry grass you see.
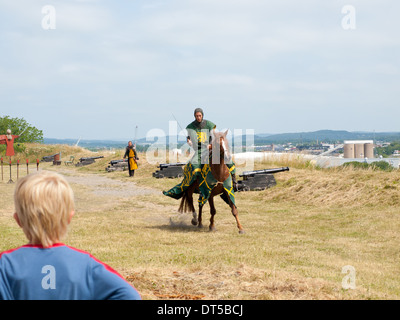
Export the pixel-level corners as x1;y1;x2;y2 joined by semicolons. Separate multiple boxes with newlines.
1;146;399;299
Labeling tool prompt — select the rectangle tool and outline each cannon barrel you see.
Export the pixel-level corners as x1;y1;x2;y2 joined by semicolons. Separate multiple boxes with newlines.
109;159;128;165
158;162;186;169
239;166;289;177
41;153;60;162
79;156;104;162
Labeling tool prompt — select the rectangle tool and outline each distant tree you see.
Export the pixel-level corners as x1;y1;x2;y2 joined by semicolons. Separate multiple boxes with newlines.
0;116;43;143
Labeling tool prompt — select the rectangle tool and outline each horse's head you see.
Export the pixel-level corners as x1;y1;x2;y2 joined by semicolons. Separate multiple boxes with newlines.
211;129;232;164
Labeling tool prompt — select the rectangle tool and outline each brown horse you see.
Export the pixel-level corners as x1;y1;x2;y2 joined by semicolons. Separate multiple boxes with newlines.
178;129;245;234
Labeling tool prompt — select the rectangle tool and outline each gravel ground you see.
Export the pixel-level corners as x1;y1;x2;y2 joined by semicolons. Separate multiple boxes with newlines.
57;168;159;197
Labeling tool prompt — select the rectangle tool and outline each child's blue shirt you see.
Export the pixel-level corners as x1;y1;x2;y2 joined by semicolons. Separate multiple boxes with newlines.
0;243;141;300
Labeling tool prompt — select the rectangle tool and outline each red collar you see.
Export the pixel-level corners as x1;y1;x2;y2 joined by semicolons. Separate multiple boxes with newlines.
22;243;65;249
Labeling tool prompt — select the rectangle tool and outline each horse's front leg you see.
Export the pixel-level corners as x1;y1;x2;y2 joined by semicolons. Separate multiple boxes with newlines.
208;196;217;232
197;203;204;228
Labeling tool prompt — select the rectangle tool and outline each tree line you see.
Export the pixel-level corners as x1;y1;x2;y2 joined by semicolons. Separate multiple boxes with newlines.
0;116;43;143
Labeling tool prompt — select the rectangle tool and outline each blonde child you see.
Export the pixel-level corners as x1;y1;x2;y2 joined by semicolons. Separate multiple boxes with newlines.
0;171;141;300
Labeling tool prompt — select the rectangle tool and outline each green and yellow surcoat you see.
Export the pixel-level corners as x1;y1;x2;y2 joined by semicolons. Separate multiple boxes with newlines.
186;119;216;168
162;119;236;206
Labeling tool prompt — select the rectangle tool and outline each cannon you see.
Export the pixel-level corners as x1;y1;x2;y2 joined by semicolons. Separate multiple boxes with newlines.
41;152;62;165
75;156;104;167
105;159;128;172
109;159;128;166
153;162;186;178
159;162;186;169
41;152;61;163
41;154;57;162
237;167;289;192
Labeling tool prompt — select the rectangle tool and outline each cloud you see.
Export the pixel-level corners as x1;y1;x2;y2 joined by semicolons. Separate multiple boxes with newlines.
55;2;113;32
191;74;255;86
1;0;399;138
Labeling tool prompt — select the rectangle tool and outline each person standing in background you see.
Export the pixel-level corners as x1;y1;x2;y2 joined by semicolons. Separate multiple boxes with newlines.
123;141;138;177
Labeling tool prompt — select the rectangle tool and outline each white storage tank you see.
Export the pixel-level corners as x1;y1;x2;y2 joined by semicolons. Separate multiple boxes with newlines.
344;140;374;159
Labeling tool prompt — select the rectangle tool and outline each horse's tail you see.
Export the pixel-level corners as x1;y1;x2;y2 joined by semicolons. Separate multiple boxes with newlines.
178;190;195;213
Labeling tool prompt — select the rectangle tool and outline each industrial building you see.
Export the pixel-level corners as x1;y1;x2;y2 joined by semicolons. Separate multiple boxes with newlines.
343;140;374;159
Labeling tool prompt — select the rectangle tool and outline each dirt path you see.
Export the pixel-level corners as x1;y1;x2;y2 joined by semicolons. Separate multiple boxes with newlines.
56;168;159;198
45;168;162;216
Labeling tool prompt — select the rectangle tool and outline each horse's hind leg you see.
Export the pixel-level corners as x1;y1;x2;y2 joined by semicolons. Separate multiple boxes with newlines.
191;210;198;226
208;196;217;231
184;182;201;226
188;189;198;225
231;204;244;234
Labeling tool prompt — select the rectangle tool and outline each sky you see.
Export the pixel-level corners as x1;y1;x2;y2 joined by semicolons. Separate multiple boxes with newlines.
0;0;399;140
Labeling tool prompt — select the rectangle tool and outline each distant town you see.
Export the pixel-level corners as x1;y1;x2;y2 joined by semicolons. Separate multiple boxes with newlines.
254;141;398;158
44;130;400;159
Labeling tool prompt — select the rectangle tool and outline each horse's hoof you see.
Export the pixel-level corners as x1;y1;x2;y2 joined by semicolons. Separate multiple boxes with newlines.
209;226;217;232
239;230;245;234
191;219;198;226
198;223;203;228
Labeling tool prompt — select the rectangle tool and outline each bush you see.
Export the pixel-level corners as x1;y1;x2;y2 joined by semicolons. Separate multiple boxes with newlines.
372;161;395;171
342;160;395;172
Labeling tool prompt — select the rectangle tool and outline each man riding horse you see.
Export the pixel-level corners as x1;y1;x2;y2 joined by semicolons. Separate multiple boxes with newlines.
163;107;238;200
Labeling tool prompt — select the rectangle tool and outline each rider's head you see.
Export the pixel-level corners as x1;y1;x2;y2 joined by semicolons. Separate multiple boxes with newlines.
194;108;203;123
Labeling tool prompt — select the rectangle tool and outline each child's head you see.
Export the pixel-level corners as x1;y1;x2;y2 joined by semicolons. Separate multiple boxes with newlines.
13;171;75;248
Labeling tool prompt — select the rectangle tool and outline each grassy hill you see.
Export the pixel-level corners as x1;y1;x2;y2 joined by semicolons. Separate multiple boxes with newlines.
1;144;399;299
